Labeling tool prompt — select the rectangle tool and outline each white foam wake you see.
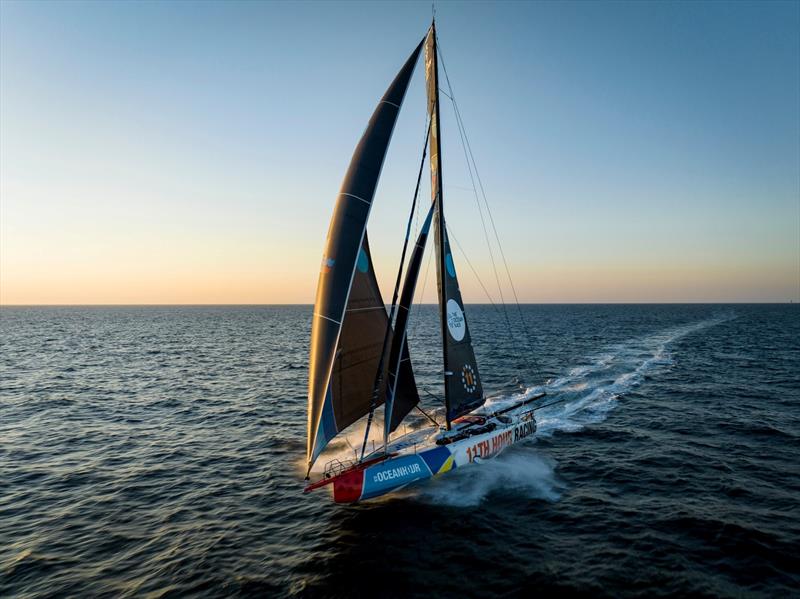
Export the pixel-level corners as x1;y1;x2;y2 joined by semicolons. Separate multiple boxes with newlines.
410;313;734;505
410;451;564;507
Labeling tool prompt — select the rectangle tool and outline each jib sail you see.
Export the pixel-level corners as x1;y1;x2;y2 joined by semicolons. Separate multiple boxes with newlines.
307;40;424;469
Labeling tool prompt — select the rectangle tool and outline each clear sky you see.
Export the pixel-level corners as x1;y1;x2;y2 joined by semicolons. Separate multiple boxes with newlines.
1;0;798;304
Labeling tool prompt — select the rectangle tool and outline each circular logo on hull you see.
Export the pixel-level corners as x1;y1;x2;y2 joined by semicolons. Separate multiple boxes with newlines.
446;299;466;341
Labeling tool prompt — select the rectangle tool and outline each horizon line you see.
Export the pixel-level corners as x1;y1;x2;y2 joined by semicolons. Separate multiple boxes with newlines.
1;301;797;308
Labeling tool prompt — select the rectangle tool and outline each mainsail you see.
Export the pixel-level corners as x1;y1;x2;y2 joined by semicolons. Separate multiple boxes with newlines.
424;24;484;425
307;40;424;468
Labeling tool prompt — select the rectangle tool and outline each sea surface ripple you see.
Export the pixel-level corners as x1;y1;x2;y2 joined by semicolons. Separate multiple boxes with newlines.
1;304;798;597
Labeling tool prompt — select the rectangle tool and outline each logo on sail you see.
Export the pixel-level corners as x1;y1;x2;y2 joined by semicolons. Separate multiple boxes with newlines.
445;253;456;278
356;248;369;273
461;364;477;393
446;299;465;341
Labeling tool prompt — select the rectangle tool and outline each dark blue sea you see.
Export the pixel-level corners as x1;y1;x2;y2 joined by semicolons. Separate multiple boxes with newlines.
1;304;798;597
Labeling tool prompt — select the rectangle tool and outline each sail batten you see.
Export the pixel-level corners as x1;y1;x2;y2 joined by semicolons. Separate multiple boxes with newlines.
307;40;424;469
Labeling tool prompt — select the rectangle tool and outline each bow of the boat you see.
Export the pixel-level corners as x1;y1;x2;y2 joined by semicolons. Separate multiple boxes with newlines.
304;446;455;503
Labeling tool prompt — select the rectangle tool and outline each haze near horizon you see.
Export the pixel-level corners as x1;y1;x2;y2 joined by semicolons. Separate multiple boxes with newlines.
1;1;798;305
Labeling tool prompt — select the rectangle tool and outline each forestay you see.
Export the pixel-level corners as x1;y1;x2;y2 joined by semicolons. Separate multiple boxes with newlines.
384;203;436;437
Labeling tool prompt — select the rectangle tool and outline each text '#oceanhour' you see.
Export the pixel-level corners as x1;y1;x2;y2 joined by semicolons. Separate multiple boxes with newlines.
373;462;422;483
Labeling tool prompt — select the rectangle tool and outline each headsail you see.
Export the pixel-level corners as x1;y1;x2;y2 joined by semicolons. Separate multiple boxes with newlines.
384;203;435;436
307;40;424;469
331;235;408;427
424;24;484;425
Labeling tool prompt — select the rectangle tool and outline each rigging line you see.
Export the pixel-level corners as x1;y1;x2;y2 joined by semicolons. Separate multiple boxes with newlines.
409;222;435;339
421;386;446;404
451;98;533;358
396;117;432;324
450;111;513;324
456;103;540;382
411;246;431;321
360;119;432;462
409;240;434;342
437;41;541;382
415;404;439;426
438;42;537;359
531;396;573;412
414;115;431;240
436;43;517;349
446;225;500;312
405;116;432;348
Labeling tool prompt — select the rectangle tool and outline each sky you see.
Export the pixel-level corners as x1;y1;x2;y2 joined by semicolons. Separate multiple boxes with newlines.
1;0;798;304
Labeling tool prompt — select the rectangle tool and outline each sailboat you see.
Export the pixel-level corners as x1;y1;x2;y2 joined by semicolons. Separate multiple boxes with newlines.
304;21;544;503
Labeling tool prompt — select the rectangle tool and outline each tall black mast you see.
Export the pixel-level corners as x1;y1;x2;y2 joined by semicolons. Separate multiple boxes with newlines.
425;20;485;430
425;21;452;429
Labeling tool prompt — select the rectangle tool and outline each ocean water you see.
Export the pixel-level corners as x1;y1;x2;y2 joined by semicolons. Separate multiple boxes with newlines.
1;304;798;597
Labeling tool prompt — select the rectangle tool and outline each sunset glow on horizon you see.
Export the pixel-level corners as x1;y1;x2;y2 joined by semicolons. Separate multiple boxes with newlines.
2;1;798;305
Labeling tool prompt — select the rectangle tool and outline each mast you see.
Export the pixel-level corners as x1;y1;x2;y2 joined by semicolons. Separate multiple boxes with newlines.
425;21;485;429
425;21;452;429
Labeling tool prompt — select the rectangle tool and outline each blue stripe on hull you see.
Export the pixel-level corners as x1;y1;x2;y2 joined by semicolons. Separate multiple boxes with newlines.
360;446;456;500
361;454;433;500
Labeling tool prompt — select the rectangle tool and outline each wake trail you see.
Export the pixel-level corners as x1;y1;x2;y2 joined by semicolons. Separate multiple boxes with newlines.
412;312;734;505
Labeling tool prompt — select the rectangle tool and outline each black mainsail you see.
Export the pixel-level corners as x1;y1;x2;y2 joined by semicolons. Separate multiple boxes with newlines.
424;24;484;426
307;40;424;469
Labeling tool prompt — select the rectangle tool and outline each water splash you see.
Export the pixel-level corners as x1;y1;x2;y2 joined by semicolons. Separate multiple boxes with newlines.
305;413;392;477
412;451;563;506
